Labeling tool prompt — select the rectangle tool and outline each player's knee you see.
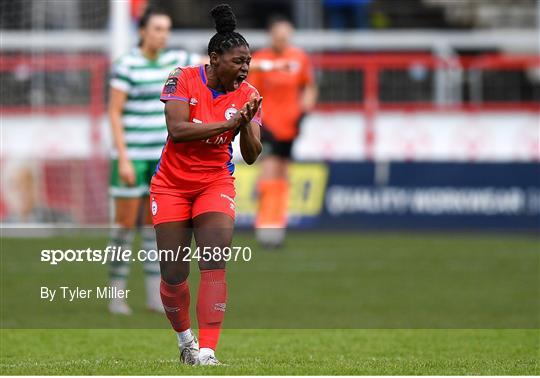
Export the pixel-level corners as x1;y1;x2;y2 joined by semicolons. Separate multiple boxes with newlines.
195;235;233;251
160;262;189;285
161;271;189;285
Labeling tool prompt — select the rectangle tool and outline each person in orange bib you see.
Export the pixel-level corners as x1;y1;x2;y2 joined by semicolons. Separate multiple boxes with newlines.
248;15;318;248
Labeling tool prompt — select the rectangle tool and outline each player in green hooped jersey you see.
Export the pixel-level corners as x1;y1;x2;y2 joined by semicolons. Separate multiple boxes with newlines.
107;7;200;315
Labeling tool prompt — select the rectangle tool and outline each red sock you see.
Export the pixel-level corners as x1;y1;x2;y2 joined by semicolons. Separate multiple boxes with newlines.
197;269;227;350
160;279;191;332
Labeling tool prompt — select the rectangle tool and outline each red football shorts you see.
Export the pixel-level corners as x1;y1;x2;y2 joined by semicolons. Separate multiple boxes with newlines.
150;177;236;225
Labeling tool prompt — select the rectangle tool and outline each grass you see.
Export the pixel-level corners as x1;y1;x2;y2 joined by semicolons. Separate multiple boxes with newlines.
1;230;538;374
1;329;538;375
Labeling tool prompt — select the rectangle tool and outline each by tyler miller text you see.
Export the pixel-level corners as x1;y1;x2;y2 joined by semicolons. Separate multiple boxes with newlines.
40;286;130;302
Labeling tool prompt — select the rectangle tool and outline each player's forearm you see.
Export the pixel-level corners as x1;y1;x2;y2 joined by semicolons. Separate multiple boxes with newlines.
239;124;262;165
109;111;129;161
167;120;233;143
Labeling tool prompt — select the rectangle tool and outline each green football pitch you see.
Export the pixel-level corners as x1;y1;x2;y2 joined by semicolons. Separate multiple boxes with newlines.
1;231;538;375
1;329;538;375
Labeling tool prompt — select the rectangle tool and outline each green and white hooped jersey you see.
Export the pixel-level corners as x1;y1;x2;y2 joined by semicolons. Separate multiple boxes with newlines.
110;48;200;160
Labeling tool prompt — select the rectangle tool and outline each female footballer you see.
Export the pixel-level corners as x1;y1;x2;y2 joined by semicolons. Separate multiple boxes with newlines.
108;8;200;315
151;4;262;366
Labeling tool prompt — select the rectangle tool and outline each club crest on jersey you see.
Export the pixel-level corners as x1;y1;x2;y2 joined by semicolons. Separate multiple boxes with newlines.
224;107;237;120
151;199;158;215
189;97;198;106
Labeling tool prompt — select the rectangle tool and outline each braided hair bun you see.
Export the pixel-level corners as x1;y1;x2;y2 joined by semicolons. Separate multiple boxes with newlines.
210;4;237;34
207;4;248;55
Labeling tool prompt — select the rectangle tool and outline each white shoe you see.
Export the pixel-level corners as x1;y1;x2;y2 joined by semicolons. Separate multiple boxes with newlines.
256;227;285;249
108;300;132;315
199;353;222;366
179;336;199;365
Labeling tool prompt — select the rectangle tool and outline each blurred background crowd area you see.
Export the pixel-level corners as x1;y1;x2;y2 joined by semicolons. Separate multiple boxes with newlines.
1;0;538;30
1;0;538;110
0;0;538;228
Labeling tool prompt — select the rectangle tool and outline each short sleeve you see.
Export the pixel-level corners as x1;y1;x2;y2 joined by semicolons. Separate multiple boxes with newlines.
110;58;132;93
160;67;189;103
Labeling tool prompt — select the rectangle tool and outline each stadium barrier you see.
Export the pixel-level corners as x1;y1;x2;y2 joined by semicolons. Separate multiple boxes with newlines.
235;162;540;230
1;52;538;227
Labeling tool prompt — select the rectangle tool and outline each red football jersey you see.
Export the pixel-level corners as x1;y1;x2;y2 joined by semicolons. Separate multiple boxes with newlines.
152;65;261;191
248;47;313;141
